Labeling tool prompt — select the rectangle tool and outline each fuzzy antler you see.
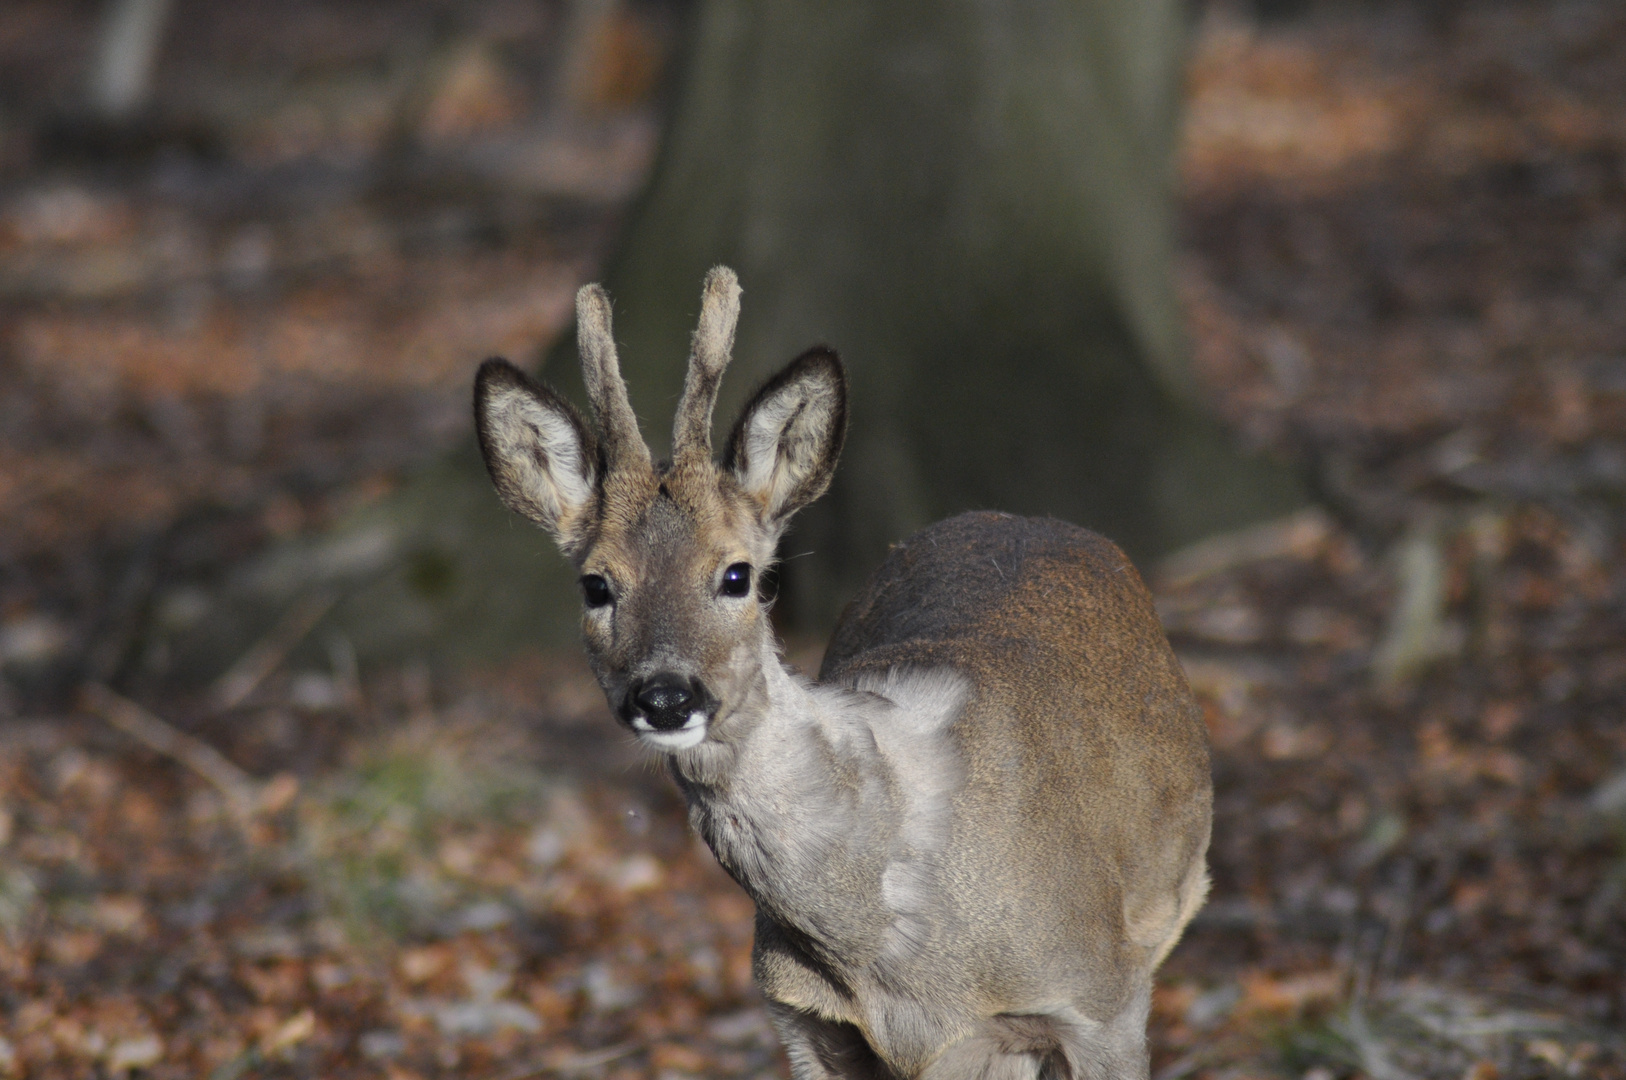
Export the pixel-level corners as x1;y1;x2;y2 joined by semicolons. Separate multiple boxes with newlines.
671;266;741;468
575;283;651;470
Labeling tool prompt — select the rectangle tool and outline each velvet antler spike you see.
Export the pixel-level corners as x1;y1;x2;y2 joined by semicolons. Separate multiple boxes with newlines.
575;283;651;470
671;266;741;468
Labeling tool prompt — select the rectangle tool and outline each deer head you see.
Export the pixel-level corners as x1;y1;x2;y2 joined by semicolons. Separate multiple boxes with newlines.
474;267;847;750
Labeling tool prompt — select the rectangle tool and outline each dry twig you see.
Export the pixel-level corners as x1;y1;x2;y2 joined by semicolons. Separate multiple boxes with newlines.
83;683;268;818
498;1042;639;1079
209;591;336;712
1157;509;1333;590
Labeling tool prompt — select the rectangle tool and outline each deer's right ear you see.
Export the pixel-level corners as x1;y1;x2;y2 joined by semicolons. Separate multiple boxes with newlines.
475;358;598;553
725;347;847;526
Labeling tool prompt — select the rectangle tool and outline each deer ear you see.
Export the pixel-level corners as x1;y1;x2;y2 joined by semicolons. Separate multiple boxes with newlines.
475;358;598;553
725;347;847;525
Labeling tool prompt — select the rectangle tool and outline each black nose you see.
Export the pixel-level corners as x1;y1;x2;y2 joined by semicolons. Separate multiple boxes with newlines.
630;675;699;731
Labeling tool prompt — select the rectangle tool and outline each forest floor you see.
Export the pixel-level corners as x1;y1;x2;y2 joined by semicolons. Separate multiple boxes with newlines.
1;1;1624;1077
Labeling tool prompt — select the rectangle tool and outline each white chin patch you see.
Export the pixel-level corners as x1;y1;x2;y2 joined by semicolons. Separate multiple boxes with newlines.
630;713;709;751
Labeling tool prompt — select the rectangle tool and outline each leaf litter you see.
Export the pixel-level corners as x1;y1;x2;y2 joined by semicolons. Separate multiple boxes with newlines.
2;0;1625;1076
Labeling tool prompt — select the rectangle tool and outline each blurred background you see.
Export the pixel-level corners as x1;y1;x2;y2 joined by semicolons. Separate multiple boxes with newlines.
1;0;1624;1077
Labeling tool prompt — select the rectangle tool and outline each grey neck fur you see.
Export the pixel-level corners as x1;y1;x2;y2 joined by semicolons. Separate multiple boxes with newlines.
667;638;972;1064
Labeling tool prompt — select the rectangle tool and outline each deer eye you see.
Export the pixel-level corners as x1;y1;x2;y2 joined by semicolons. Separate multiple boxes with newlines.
580;574;613;608
720;563;753;599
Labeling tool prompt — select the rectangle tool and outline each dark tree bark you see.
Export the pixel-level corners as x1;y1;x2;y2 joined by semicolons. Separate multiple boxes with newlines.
174;0;1303;677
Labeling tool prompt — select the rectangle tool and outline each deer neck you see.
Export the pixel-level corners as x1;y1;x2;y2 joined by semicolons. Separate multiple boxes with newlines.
666;635;895;935
666;632;834;792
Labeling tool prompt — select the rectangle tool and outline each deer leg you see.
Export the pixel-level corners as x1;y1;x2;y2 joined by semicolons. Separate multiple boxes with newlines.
1048;990;1153;1080
918;1027;1045;1080
920;999;1153;1080
767;1002;896;1080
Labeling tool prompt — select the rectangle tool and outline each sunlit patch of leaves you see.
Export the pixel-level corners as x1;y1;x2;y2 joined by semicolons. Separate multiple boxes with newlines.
294;717;554;943
1280;984;1612;1080
0;864;40;942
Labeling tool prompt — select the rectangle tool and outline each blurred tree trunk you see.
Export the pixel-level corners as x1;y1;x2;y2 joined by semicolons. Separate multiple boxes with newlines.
172;0;1303;678
565;0;1304;627
89;0;174;117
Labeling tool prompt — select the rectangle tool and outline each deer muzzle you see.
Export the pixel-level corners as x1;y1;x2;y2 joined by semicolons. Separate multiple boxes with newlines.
624;674;716;745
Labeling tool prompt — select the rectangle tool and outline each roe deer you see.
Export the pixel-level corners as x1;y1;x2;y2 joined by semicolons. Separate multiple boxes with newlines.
473;267;1212;1080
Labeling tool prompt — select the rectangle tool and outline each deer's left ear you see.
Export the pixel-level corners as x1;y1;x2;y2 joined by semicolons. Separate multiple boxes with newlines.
474;358;599;554
724;347;847;525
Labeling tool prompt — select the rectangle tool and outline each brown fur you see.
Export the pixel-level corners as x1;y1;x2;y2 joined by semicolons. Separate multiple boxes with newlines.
821;511;1212;1011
